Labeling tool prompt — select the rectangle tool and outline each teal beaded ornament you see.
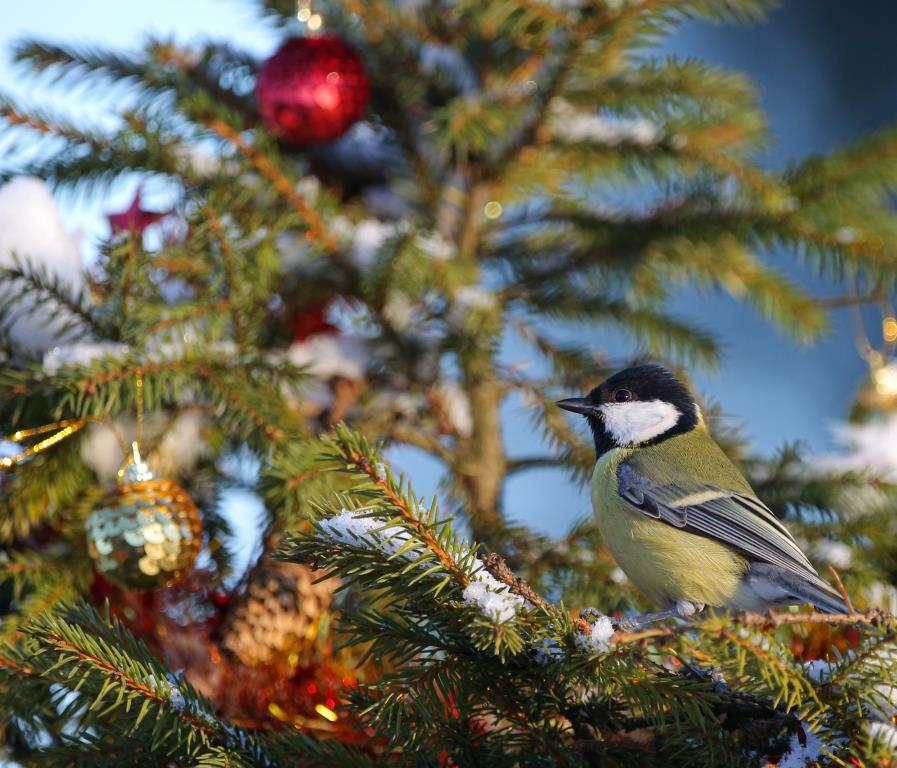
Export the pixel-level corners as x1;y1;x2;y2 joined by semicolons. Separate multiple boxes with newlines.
86;443;201;590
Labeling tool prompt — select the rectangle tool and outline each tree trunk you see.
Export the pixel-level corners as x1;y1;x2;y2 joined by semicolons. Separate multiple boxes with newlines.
459;366;507;546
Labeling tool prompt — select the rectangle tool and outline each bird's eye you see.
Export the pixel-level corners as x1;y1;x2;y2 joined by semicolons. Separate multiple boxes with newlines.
613;389;633;403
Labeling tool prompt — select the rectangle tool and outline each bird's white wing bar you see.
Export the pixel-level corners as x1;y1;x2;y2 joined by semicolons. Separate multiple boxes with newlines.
617;462;836;596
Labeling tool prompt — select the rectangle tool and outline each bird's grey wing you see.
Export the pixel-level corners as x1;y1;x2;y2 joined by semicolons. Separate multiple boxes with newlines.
617;462;838;599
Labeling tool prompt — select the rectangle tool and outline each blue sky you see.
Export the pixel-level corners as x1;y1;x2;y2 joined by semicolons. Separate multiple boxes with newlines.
2;2;895;541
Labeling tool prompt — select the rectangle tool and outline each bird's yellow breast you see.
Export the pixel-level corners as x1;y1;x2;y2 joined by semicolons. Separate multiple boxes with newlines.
591;448;749;608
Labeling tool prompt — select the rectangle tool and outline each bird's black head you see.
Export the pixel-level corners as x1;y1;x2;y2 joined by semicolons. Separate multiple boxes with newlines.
556;364;699;458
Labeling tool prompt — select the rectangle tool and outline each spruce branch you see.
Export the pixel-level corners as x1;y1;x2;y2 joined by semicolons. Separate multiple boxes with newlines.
386;423;455;464
0;603;277;764
815;290;886;309
1;100;100;143
480;553;550;610
491;1;632;178
200;117;338;253
505;455;564;474
204;207;247;347
0;258;106;339
12;40;147;90
613;608;896;647
202;368;287;442
144;299;233;335
325;426;470;585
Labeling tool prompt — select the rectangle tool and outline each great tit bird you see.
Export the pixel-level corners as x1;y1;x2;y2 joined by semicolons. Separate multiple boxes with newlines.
558;364;847;626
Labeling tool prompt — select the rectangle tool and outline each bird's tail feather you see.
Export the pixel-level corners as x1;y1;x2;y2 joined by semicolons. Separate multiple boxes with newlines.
745;563;850;614
795;579;849;615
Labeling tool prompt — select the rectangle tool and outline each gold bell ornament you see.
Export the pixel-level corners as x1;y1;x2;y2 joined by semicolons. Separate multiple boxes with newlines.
85;441;202;590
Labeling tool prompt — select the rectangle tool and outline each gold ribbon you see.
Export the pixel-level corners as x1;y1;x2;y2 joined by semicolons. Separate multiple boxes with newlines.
2;374;147;471
0;419;89;469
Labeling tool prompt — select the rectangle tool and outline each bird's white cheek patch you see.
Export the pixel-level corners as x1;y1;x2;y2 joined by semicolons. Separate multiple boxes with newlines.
599;400;681;446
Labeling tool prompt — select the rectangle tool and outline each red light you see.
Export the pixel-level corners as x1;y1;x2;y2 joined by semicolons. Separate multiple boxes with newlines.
306;683;318;695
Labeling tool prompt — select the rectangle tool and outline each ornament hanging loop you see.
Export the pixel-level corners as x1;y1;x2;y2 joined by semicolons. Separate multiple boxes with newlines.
114;371;149;480
117;441;156;484
134;371;145;453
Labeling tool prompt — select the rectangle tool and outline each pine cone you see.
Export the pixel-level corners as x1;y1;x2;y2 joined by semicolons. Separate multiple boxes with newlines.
218;560;334;668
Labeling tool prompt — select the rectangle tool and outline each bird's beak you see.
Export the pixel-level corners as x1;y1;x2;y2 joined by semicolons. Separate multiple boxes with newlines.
556;397;594;415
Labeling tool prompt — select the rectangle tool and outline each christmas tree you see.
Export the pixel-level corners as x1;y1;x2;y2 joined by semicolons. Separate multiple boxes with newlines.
2;0;897;764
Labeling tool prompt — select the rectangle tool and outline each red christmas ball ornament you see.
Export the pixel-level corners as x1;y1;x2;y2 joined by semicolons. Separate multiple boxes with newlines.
256;36;370;146
290;298;338;342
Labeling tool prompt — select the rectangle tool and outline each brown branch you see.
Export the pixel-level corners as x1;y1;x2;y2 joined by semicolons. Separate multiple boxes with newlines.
4;359;191;397
145;299;232;335
494;0;669;180
36;633;218;735
202;118;338;253
828;566;856;614
506;455;564;474
480;552;591;633
285;470;316;492
612;608;894;646
2;107;55;135
348;450;470;587
481;553;549;609
388;423;455;464
0;652;34;675
1;107;102;152
120;237;137;318
202;370;285;441
204;207;246;346
815;291;885;309
491;10;609;177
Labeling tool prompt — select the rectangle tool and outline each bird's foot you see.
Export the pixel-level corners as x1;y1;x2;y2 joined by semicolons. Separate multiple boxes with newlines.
674;600;705;620
612;602;707;632
613;608;677;632
613;616;644;632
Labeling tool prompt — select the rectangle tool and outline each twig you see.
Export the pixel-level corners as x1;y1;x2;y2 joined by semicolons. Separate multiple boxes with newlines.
506;455;563;474
35;634;218;735
480;552;591;633
202;118;338;253
347;450;470;587
145;299;232;335
204;207;246;347
481;553;549;609
120;237;137;318
612;608;894;646
816;291;884;309
202;370;285;441
388;424;454;464
828;566;856;614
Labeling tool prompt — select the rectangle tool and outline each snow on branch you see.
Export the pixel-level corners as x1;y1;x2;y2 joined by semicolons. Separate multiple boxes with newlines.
309;429;528;625
547;99;660;146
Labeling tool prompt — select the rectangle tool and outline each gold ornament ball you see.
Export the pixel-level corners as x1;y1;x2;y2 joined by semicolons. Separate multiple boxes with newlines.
86;454;201;590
